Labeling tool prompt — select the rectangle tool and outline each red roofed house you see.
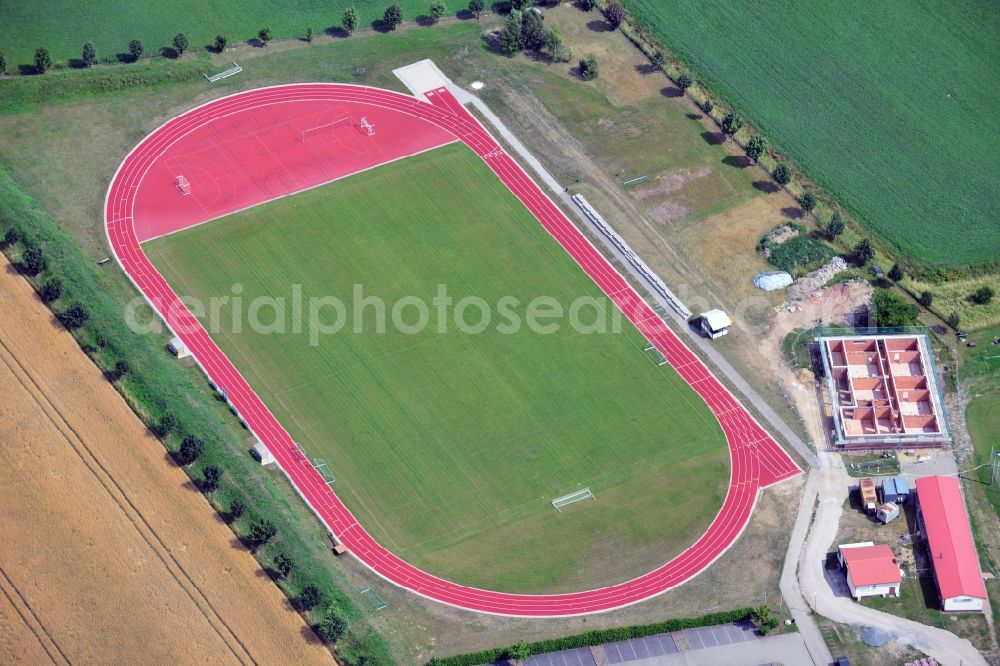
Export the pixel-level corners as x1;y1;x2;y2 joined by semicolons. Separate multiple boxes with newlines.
916;475;987;612
838;542;902;600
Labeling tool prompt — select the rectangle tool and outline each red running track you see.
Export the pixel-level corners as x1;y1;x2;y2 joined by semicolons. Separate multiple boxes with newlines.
105;83;801;617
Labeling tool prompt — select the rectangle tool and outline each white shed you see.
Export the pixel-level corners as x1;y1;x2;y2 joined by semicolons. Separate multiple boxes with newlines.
251;441;277;467
700;309;733;339
167;336;191;358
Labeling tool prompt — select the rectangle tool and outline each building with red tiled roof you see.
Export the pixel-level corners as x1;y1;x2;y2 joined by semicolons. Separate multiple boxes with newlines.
837;542;902;600
915;476;987;612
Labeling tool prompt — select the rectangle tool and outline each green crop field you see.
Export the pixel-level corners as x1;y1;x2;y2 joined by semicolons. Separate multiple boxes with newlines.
1;0;448;70
624;0;1000;269
145;143;729;593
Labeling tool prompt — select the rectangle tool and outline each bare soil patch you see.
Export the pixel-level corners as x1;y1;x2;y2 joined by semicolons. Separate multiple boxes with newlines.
0;259;331;665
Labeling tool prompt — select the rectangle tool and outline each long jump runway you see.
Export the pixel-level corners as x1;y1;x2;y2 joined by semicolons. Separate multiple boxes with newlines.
105;83;801;617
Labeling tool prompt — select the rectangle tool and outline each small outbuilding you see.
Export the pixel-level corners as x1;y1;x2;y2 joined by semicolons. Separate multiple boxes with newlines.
838;542;902;600
876;502;900;524
250;441;277;467
882;475;910;504
699;309;733;339
167;336;191;359
859;477;878;515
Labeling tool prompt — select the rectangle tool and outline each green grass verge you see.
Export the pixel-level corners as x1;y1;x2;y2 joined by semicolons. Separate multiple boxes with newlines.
0;1;466;69
144;142;730;593
0;166;390;663
622;0;1000;270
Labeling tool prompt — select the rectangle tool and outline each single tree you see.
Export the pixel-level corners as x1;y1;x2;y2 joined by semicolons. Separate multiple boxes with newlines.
317;611;348;643
229;496;246;520
177;434;205;466
498;10;524;56
0;50;6;74
720;112;742;140
510;0;530;9
297;584;323;611
274;552;294;579
772;163;791;185
304;27;313;42
1;228;19;248
971;285;995;305
853;238;875;265
61;303;89;330
508;641;531;663
40;278;62;303
172;33;189;55
151;410;177;438
799;190;816;213
342;7;359;33
946;311;961;330
247;519;277;549
651;51;665;67
872;289;918;327
202;464;222;492
543;27;565;62
701;99;713;114
918;290;933;308
675;73;693;92
82;42;97;67
108;359;130;382
21;246;45;276
745;135;766;164
34;47;52;74
429;1;446;21
128;39;144;61
258;27;273;45
521;10;546;50
468;0;485;17
888;262;903;282
579;54;599;81
214;34;228;52
604;2;625;28
583;0;598;10
826;211;845;239
383;4;403;30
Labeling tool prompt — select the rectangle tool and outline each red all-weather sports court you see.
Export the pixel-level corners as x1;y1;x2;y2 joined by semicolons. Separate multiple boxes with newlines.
105;83;801;617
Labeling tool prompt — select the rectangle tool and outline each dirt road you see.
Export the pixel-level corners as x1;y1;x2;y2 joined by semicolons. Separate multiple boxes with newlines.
0;259;331;665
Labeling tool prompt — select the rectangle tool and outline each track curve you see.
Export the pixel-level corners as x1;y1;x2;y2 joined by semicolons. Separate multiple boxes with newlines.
105;83;800;617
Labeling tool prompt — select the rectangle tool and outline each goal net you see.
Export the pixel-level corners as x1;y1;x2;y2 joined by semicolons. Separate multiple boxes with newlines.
552;487;596;511
176;175;191;196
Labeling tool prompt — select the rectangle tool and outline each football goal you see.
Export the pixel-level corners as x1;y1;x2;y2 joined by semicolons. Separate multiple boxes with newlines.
643;342;668;366
551;487;596;511
360;587;387;611
313;458;336;484
175;175;191;196
359;116;375;136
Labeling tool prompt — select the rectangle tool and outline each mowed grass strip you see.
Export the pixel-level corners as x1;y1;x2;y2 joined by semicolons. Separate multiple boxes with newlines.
145;143;729;593
624;0;1000;268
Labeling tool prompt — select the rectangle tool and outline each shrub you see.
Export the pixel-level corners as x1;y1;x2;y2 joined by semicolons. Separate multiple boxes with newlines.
745;135;766;164
1;228;19;248
304;27;313;42
298;584;323;610
202;464;222;492
150;410;177;438
430;1;446;21
888;262;903;282
176;434;205;466
772;163;791;185
579;54;599;81
676;74;693;92
827;211;845;239
751;605;778;635
766;235;835;273
40;278;62;303
872;289;919;327
229;496;246;520
468;0;485;18
918;290;933;308
82;42;97;67
107;359;130;382
172;33;189;54
61;302;89;330
383;4;403;29
721;112;742;140
701;99;713;114
214;34;228;52
317;610;348;643
34;48;52;74
853;239;875;265
510;0;530;8
507;641;531;661
274;552;294;579
604;2;626;28
21;246;45;275
343;7;359;33
947;311;961;330
970;285;995;305
0;50;5;74
799;190;816;212
583;0;598;10
258;27;273;45
521;10;546;50
128;39;144;61
246;519;277;550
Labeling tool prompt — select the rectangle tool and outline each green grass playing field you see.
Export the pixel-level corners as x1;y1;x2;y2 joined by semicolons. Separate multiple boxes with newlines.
144;143;729;593
1;1;444;71
624;0;1000;269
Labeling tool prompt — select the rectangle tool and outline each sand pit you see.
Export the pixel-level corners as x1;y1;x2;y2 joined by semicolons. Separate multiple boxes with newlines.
0;259;331;665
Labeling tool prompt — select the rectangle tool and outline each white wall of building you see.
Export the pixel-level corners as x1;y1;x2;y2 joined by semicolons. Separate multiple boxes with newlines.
943;596;984;613
847;577;898;600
